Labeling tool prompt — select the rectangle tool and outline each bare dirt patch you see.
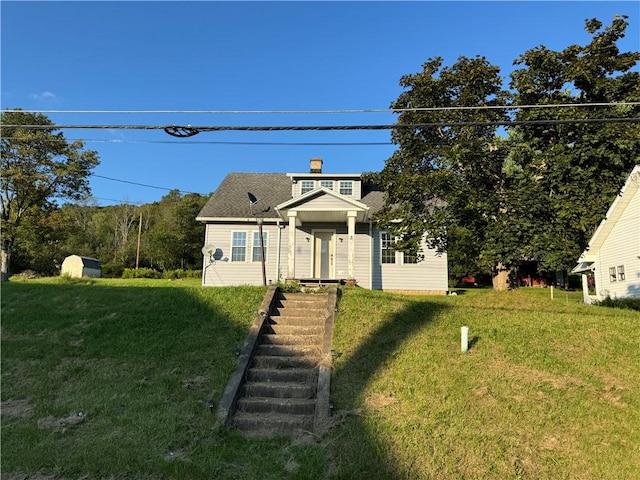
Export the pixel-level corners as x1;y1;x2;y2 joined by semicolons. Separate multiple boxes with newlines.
1;399;33;418
364;392;398;411
37;412;87;431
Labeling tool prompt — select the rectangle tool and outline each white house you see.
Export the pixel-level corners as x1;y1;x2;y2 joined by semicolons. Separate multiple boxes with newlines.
573;165;640;303
60;255;102;278
196;158;449;294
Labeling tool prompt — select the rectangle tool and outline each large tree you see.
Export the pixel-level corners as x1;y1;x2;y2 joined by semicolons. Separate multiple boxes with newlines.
375;16;639;290
508;15;640;279
1;110;99;280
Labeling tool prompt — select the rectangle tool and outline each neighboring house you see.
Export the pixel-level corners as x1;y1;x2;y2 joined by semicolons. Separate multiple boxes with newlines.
196;158;448;294
60;255;102;278
573;165;640;303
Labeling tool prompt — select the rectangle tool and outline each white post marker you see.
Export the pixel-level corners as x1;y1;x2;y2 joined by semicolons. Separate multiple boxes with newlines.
461;326;469;353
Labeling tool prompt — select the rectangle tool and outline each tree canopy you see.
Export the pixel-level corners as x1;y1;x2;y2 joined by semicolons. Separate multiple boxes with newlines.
1;110;100;280
374;16;640;290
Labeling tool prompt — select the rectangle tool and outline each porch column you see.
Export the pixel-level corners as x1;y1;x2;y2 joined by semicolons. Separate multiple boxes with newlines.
347;211;357;280
287;211;297;279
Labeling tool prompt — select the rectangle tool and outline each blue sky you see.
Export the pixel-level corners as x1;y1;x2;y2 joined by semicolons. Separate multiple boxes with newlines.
2;1;639;206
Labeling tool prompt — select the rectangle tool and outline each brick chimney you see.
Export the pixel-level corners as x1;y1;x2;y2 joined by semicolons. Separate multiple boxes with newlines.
310;158;323;173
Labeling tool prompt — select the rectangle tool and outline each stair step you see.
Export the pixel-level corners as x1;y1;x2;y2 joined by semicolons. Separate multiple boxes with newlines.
263;324;324;336
272;307;326;317
247;367;318;383
237;397;316;415
252;355;320;369
243;381;316;399
260;334;322;346
233;412;314;434
256;344;322;357
269;316;326;327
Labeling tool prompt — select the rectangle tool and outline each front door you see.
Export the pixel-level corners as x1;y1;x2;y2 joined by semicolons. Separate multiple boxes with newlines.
313;231;334;278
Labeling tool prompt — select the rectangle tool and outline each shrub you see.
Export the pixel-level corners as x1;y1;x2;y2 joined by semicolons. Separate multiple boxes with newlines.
101;262;125;278
121;268;161;279
161;269;202;279
594;296;640;312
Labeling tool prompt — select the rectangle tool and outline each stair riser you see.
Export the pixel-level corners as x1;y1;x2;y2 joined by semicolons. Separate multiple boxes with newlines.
260;335;322;346
243;383;315;399
272;307;326;317
247;368;318;383
252;356;319;369
233;415;314;433
263;325;324;336
256;345;322;357
237;399;316;415
269;316;325;327
275;301;327;311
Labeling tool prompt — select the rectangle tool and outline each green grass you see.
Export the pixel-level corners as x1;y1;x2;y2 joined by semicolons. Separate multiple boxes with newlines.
2;280;639;479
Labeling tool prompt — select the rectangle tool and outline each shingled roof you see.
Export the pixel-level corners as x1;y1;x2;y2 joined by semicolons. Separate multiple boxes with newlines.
196;172;386;220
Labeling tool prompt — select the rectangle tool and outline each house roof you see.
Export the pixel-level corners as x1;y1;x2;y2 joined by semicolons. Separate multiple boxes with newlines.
196;172;386;222
196;173;293;220
577;165;640;264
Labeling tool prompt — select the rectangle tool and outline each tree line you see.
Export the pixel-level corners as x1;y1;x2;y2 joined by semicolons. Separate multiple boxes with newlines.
7;189;207;278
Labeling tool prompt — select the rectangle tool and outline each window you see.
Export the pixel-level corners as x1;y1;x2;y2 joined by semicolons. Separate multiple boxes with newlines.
609;267;617;282
617;265;625;281
403;251;418;264
339;181;353;196
252;231;268;262
301;180;315;194
381;232;396;264
231;232;247;262
320;180;334;190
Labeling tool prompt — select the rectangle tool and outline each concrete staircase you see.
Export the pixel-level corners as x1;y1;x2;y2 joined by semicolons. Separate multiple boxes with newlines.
230;291;332;437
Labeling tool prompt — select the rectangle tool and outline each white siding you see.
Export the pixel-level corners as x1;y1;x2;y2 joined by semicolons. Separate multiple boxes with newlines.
202;223;286;286
353;224;373;289
595;188;640;299
370;229;448;293
202;222;448;293
300;194;356;210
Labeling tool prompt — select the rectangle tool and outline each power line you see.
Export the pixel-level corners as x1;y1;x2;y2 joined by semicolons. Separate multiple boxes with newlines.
2;117;640;136
4;117;638;135
92;174;205;195
4;137;393;146
4;102;639;114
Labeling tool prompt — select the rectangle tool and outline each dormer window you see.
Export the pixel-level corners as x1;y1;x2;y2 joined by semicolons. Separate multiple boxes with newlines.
339;181;353;196
320;180;334;190
301;180;315;194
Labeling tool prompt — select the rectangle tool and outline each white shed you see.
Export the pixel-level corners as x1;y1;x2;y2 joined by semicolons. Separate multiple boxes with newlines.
573;165;640;303
61;255;102;278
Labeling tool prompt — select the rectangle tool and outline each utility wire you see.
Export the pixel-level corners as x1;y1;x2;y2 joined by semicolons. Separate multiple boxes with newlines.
3;137;393;146
3;117;639;135
4;102;639;114
92;174;205;195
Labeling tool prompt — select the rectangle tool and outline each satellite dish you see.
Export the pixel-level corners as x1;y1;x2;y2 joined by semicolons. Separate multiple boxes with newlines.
201;245;216;257
248;192;258;205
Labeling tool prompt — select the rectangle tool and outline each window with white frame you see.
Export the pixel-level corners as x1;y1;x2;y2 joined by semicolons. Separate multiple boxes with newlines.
320;180;334;190
231;232;247;262
380;232;396;264
301;180;315;194
609;266;617;282
617;265;625;281
252;231;268;262
339;181;353;196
